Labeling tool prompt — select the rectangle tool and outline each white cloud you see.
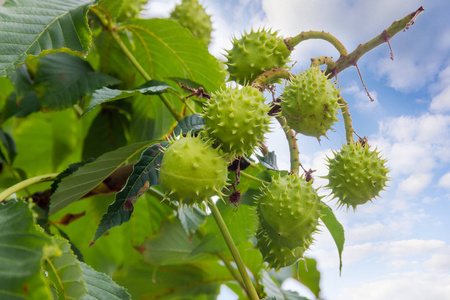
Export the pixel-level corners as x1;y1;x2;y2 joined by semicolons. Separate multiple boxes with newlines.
438;172;450;188
431;65;450;113
341;82;380;113
423;253;450;273
398;173;433;195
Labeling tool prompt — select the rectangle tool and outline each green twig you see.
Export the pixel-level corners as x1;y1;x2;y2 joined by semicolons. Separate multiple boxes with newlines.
251;68;293;89
338;96;354;144
286;31;348;56
240;171;269;185
216;252;250;298
311;56;335;69
276;116;300;175
208;201;259;300
0;174;59;201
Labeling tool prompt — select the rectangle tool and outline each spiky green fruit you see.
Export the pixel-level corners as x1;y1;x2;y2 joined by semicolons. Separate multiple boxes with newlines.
170;0;213;44
202;86;271;157
225;29;291;84
256;227;304;270
117;0;147;22
325;142;389;210
159;136;228;205
256;174;323;250
281;67;341;140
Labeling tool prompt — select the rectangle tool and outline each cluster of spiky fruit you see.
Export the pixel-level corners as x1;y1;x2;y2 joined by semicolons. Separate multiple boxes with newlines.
202;85;271;157
281;67;341;140
170;0;213;44
225;29;291;84
325;141;389;210
255;174;323;269
158;136;228;205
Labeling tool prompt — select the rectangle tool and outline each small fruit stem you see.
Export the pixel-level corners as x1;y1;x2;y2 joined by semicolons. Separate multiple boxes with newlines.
338;96;354;144
208;200;260;300
252;68;293;88
276;116;300;176
89;6;183;122
0;173;59;201
286;31;348;56
310;56;335;69
216;252;250;298
240;171;269;184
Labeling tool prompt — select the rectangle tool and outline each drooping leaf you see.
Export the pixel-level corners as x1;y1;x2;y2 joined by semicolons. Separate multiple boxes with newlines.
141;218;209;266
172;113;205;136
320;204;345;275
256;151;279;171
83;80;174;115
50;158;96;195
45;236;87;300
292;257;321;299
114;260;230;300
0;0;94;77
178;204;207;236
33;53;120;110
49;140;158;215
82;108;129;160
92;142;165;243
0;130;17;164
0;199;52;299
81;262;131;300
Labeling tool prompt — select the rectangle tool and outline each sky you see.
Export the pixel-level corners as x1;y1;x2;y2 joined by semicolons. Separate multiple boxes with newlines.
143;1;450;299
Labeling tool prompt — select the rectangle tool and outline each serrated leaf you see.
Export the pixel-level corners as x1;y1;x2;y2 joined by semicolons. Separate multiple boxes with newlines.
34;53;120;110
49;140;158;215
293;257;321;298
45;236;87;300
92;142;165;243
320;204;345;275
0;199;52;299
256;151;279;171
84;80;174;115
172;113;205;136
0;129;17;164
81;262;131;300
0;0;94;77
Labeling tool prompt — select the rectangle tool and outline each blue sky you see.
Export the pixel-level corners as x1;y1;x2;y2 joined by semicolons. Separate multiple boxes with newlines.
144;1;450;299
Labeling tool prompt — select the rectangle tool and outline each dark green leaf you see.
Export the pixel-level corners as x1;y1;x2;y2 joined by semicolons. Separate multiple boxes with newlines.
166;77;208;93
0;129;17;164
172;113;206;136
34;53;120;110
84;80;174;115
178;204;207;236
92;142;166;243
256;151;279;170
49;140;158;215
0;199;52;299
50;158;96;195
293;257;321;298
81;262;131;300
0;0;94;77
320;204;345;275
82;109;129;160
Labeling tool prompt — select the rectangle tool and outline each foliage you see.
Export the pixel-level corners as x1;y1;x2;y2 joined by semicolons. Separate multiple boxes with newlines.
0;0;424;299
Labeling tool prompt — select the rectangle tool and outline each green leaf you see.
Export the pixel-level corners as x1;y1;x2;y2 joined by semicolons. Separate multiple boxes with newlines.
49;140;158;215
92;142;165;243
320;204;345;275
45;236;87;300
261;272;310;300
141;218;208;265
34;53;120;110
0;199;52;299
178;204;207;236
114;260;229;299
256;151;279;171
82;108;129;160
0;130;17;164
0;0;94;77
84;80;174;115
292;257;321;299
0;76;14;103
81;262;131;300
172;114;206;136
166;77;209;92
